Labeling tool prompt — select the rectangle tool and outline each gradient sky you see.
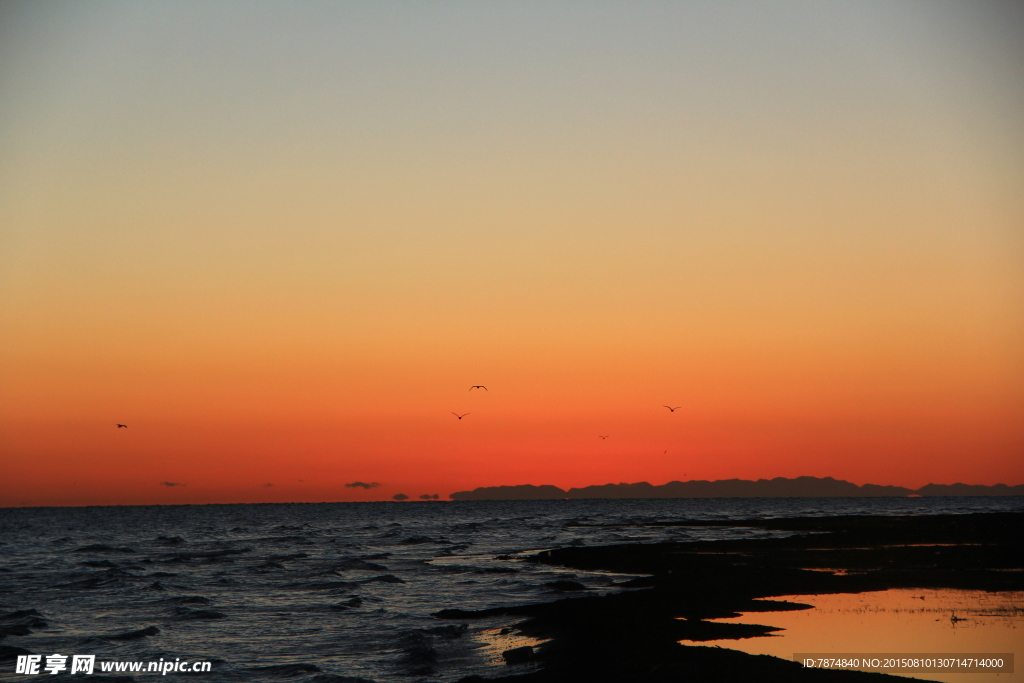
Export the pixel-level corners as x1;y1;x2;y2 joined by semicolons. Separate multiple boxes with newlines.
1;1;1022;506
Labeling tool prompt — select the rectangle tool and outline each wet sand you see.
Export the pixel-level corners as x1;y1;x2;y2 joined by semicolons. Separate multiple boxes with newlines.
437;511;1023;683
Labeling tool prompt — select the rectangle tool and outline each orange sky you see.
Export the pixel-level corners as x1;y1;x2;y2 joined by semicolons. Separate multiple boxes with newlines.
1;2;1022;506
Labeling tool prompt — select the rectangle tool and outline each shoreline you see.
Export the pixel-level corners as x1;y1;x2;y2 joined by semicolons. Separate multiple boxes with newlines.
436;512;1024;682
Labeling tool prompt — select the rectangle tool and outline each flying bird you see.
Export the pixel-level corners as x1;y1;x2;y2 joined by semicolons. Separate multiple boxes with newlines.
598;435;609;440
469;385;487;391
663;406;681;412
116;424;128;428
451;412;470;420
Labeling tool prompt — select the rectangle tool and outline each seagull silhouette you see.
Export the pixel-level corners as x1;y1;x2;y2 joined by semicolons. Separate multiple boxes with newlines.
663;406;682;412
116;424;128;428
451;412;470;420
469;385;487;391
598;435;609;440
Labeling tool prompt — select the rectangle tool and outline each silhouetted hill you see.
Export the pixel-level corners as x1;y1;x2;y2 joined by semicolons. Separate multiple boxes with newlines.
448;477;1023;500
567;477;913;498
450;484;567;500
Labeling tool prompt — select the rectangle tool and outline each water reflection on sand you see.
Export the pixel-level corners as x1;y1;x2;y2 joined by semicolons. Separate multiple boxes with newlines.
682;588;1022;683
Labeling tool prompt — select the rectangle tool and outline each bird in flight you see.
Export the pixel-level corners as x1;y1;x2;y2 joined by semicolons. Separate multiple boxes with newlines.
469;385;487;391
116;424;128;428
451;412;470;420
598;435;609;440
663;406;682;412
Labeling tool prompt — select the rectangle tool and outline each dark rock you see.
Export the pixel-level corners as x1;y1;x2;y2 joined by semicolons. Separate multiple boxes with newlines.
0;645;32;661
426;623;468;638
432;608;498;619
308;676;377;683
400;536;438;544
72;544;136;553
0;610;41;621
502;645;534;665
171;608;226;620
268;553;308;561
259;535;313;545
154;536;186;545
0;623;32;637
395;633;437;676
334;559;388;571
248;663;320;675
362;574;405;584
161;547;252;563
158;596;209;604
284;581;359;591
106;626;160;640
0;614;46;635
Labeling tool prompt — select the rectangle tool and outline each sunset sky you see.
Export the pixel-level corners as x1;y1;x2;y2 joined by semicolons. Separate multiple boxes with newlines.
1;1;1022;506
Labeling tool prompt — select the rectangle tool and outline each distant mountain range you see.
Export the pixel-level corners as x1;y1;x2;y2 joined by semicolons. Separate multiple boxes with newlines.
449;477;1024;500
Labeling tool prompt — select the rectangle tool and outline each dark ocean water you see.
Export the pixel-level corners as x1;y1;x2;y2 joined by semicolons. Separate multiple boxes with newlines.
2;497;1021;682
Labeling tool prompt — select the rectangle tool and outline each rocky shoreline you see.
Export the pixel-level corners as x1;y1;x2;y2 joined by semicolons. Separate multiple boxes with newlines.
436;512;1024;683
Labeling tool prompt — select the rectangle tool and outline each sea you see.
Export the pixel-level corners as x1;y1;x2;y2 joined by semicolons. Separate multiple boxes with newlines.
1;497;1021;682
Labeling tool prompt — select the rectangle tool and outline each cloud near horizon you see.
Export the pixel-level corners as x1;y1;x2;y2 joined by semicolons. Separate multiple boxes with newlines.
161;482;185;487
345;481;382;490
392;493;409;500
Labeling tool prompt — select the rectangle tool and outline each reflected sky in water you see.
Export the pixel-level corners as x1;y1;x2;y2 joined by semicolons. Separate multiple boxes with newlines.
685;588;1022;683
